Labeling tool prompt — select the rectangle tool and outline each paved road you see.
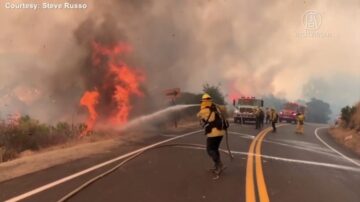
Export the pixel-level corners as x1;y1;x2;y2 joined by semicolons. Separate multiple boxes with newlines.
1;123;360;202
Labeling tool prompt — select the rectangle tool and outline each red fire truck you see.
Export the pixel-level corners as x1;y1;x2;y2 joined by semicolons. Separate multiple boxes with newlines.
279;102;306;124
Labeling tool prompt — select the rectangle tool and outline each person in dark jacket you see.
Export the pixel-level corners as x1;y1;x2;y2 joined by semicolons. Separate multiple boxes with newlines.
259;108;265;128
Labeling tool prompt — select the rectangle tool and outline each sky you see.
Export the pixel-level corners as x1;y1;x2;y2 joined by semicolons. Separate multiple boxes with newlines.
0;0;359;121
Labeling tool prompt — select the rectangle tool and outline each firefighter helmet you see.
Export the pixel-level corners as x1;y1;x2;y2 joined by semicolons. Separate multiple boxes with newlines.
201;93;212;101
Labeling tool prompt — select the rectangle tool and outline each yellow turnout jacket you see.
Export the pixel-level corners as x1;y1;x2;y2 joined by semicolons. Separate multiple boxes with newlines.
297;114;305;124
197;101;225;138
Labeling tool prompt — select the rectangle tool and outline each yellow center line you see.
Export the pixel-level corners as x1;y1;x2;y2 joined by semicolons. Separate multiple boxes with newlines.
245;130;264;202
246;124;287;202
255;128;272;202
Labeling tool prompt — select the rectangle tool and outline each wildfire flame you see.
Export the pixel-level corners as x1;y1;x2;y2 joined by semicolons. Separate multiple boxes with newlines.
228;81;242;101
80;41;145;136
80;90;99;135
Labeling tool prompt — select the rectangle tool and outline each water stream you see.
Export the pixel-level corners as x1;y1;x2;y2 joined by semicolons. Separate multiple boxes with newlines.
117;104;200;131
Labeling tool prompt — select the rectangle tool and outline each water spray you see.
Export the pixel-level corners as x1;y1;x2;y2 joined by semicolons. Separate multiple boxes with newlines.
116;104;200;131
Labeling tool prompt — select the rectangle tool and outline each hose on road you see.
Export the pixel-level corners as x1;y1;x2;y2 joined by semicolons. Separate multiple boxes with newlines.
57;142;233;202
225;129;234;161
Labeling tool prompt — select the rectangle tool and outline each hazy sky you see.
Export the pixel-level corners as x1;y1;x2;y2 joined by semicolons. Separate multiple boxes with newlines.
0;0;359;120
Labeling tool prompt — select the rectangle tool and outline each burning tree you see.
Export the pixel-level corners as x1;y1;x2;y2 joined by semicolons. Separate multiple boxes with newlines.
80;42;145;136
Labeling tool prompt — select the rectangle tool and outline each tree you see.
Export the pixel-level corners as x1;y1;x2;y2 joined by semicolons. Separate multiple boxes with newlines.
340;104;359;129
262;94;287;111
176;92;202;105
174;92;202;119
202;83;226;105
340;105;356;127
306;98;332;123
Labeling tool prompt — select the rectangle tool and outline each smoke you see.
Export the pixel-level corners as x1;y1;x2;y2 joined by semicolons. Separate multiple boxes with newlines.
302;76;360;117
0;0;359;122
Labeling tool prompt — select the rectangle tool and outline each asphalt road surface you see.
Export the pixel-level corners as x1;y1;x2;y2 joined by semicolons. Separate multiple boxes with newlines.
1;123;360;202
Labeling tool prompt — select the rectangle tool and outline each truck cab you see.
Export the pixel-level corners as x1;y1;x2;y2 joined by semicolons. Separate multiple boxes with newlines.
233;97;264;124
279;102;305;124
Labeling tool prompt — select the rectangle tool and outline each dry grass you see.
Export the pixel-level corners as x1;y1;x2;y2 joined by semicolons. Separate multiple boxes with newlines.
330;127;360;156
0;119;199;182
0;138;120;182
352;103;360;130
330;102;360;156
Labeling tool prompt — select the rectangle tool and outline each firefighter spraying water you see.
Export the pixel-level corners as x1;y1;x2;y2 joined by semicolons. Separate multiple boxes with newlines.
197;93;231;180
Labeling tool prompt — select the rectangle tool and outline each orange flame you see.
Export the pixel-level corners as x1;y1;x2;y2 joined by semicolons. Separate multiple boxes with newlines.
111;65;144;124
228;81;242;101
80;90;99;136
79;41;144;136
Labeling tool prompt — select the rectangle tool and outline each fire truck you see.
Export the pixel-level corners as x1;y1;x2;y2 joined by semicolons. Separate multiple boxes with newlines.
233;97;264;124
278;102;306;124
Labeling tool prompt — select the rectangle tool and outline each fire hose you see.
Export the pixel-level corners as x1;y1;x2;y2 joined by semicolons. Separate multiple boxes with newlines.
225;129;234;160
57;140;234;202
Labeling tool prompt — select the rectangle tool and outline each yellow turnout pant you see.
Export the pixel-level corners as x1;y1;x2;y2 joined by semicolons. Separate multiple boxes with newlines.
296;123;304;134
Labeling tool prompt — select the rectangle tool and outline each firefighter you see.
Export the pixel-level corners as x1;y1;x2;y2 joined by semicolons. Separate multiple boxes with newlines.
197;93;227;175
265;107;271;124
254;108;260;129
255;107;264;129
270;108;278;132
295;112;305;134
259;107;265;128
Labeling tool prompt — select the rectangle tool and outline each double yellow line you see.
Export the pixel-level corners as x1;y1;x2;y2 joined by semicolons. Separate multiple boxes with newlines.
246;127;273;202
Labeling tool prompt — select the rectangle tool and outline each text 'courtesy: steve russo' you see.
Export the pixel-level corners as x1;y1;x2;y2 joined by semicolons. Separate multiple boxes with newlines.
3;2;88;10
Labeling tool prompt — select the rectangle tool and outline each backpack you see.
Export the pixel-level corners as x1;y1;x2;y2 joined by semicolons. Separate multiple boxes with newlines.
202;104;229;134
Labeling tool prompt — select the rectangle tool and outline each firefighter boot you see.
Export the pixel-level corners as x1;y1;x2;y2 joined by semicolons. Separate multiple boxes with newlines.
214;162;224;174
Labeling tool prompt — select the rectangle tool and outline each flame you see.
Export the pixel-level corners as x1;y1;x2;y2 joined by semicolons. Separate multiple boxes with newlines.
80;90;99;136
79;41;144;136
228;81;242;101
229;91;241;101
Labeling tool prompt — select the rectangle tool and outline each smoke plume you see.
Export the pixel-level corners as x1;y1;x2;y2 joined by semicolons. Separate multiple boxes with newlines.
0;0;359;123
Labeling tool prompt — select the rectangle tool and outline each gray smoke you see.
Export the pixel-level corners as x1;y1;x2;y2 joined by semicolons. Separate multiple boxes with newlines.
302;76;360;117
0;0;359;122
